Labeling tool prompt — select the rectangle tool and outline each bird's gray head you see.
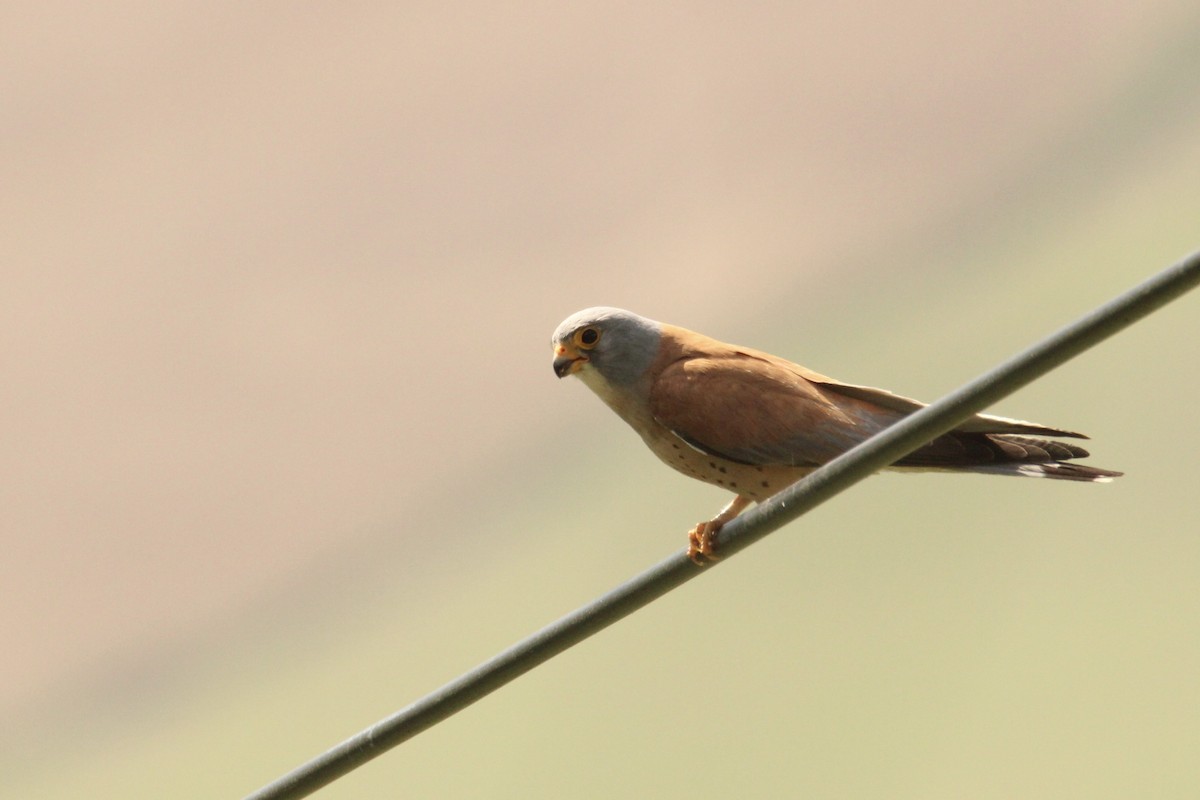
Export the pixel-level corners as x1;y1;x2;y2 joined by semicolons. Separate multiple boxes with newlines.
551;307;662;387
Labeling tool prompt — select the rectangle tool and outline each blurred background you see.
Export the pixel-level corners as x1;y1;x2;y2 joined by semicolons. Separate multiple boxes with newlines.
4;2;1199;797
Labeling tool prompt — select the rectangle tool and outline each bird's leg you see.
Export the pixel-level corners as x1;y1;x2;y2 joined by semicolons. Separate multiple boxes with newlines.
687;495;753;565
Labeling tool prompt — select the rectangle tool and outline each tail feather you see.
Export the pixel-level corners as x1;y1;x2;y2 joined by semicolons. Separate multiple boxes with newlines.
896;431;1122;482
969;461;1124;483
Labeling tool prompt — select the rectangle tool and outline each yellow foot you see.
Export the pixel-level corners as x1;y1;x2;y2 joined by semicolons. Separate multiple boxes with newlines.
685;495;753;565
686;521;723;565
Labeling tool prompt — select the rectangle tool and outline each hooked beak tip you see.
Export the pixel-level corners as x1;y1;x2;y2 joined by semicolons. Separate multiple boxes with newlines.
553;356;585;378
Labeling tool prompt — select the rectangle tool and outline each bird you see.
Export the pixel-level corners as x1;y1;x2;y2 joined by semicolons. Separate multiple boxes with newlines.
551;306;1122;564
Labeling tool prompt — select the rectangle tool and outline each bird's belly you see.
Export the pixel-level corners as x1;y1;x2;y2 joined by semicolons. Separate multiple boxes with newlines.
643;428;810;501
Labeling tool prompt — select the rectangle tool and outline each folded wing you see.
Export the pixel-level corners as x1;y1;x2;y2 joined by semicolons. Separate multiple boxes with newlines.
648;347;1096;471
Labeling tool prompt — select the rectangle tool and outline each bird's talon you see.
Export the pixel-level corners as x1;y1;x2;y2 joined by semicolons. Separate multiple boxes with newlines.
686;522;722;565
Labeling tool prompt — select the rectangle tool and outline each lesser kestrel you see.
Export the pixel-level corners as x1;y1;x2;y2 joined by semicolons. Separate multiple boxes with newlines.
551;307;1121;563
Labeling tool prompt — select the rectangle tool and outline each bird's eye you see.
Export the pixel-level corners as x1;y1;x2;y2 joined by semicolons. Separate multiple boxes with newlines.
574;327;601;349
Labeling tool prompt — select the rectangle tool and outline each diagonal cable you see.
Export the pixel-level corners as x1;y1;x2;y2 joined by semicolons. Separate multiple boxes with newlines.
246;249;1200;800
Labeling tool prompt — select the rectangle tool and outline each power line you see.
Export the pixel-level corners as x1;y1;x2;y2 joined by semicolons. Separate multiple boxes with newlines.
245;249;1200;800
